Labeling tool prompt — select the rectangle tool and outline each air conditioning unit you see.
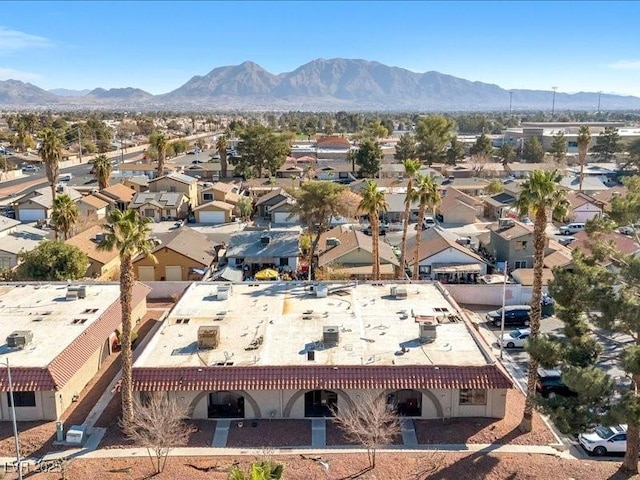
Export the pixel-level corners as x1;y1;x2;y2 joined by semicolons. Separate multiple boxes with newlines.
7;330;33;349
217;285;232;300
418;322;437;343
323;326;339;347
67;286;87;299
65;424;87;445
198;326;220;349
498;218;514;229
315;283;328;298
325;237;340;249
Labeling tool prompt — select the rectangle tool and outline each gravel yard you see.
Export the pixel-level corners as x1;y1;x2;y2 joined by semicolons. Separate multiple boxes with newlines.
226;420;311;448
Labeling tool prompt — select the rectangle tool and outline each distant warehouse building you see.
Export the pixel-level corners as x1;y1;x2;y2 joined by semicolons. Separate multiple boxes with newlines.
132;282;511;420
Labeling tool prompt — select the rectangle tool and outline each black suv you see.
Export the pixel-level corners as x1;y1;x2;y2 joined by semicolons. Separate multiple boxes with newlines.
486;305;531;328
536;368;577;398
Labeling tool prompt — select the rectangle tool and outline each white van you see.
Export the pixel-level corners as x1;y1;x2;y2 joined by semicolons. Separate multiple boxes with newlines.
559;223;585;235
59;173;73;183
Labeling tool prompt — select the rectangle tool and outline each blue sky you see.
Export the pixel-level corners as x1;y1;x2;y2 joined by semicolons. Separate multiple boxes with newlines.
1;1;640;96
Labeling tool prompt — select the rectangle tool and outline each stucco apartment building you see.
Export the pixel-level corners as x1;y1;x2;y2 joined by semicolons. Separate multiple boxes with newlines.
0;283;149;421
132;282;511;421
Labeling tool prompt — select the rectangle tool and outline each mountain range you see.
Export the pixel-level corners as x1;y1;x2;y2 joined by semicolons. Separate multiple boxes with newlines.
2;58;639;111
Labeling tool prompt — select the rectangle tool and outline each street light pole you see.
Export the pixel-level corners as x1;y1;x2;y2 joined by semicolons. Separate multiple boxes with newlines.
499;263;508;361
509;91;513;116
4;358;23;480
551;86;558;117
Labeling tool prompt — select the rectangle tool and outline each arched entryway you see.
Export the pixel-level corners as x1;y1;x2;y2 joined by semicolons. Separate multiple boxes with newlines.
304;390;337;417
387;389;422;417
207;391;245;418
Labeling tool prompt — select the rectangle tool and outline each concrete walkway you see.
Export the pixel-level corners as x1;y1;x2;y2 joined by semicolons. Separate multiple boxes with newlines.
311;419;326;447
400;418;418;447
212;420;230;447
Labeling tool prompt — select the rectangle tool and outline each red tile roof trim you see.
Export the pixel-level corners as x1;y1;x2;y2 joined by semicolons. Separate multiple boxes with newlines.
132;364;512;392
0;283;151;392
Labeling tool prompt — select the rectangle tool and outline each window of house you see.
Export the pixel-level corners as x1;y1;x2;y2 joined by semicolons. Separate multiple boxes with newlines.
514;260;528;269
516;240;528;250
7;391;36;407
203;193;213;201
459;389;486;405
279;258;288;267
418;265;431;274
235;257;244;265
144;209;155;217
0;257;11;270
169;186;176;193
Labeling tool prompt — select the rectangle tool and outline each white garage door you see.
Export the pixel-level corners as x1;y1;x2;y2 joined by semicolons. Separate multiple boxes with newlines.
138;266;155;281
198;211;225;224
165;266;182;281
19;209;45;222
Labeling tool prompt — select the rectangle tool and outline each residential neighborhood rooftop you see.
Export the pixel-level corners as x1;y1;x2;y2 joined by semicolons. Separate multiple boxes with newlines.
134;282;491;370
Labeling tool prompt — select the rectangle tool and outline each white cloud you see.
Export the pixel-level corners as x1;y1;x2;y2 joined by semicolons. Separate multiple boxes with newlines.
0;27;53;54
609;60;640;70
0;67;41;82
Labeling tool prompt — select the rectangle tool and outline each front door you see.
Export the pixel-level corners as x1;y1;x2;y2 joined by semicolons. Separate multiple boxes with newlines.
304;390;337;417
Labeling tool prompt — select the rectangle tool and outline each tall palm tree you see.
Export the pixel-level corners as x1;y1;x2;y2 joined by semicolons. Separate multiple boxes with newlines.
515;169;568;432
577;125;591;193
97;209;155;426
92;154;112;190
399;159;422;279
359;180;388;280
38;128;63;200
412;174;441;280
152;133;168;178
51;194;79;240
216;135;228;178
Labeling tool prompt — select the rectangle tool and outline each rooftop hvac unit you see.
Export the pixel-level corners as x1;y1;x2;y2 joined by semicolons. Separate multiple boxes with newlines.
67;286;87;299
217;285;232;300
198;325;220;349
418;322;437;343
93;233;104;243
315;283;328;298
498;218;514;229
325;237;340;249
260;236;270;246
6;330;33;349
323;326;339;347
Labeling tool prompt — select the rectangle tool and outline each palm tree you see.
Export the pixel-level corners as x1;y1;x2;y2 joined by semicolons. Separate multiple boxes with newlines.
216;135;228;178
92;154;112;190
359;180;388;280
51;194;79;240
38;128;63;200
399;159;422;279
97;209;155;426
152;133;168;178
515;169;568;432
412;174;441;280
577;125;591;193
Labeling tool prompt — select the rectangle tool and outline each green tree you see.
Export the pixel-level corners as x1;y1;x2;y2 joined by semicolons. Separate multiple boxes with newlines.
51;194;79;240
228;460;284;480
445;136;466;166
399;159;422;279
498;143;516;166
291;182;349;280
394;133;417;162
515;169;568;432
577;125;591;193
216;135;229;178
237;197;253;222
591;126;622;162
359;180;388;280
364;120;389;140
150;132;168;178
98;209;155;426
486;178;505;195
235;125;290;178
549;131;568;164
522;136;545;163
624;138;640;170
412;174;441;280
355;138;383;177
92;154;112;190
469;133;494;158
415;115;455;165
38;128;63;200
16;240;88;280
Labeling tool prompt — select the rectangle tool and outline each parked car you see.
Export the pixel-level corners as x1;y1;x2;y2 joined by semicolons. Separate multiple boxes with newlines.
21;165;39;173
579;424;628;456
59;173;73;182
557;236;576;246
520;217;534;226
500;328;531;348
619;225;638;236
559;222;586;235
191;159;205;164
486;305;532;328
364;224;388;236
535;368;576;398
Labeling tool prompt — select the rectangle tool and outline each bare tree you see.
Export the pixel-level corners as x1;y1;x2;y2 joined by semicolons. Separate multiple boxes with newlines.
122;393;194;474
332;393;401;470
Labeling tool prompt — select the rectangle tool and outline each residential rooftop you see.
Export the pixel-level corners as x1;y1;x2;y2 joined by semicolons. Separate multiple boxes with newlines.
134;282;491;370
0;283;122;368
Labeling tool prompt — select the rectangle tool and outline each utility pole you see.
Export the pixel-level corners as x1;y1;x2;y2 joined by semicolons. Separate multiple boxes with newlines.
509;91;513;116
551;86;558;117
77;126;82;164
597;91;602;113
5;358;23;480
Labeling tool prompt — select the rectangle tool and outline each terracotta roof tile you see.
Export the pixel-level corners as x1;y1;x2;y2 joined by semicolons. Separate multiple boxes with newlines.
101;183;136;202
79;194;109;209
132;365;512;392
66;224;120;265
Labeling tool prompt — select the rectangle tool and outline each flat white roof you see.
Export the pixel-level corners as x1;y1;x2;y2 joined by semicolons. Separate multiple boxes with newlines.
135;282;489;369
0;284;121;367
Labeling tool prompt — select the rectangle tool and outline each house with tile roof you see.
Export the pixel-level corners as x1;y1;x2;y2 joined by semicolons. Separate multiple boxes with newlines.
0;282;148;421
225;229;301;273
193;200;235;224
316;226;400;279
130;191;190;222
66;224;120;280
0;225;50;270
14;186;83;223
254;188;293;219
315;135;351;150
131;282;511;421
148;173;199;209
134;227;217;281
488;219;539;271
405;226;487;281
438;187;483;225
565;192;604;223
99;183;136;210
77;194;109;220
568;230;640;269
